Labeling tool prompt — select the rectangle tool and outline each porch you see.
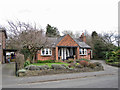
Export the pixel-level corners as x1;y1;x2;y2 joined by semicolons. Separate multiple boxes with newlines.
56;46;79;61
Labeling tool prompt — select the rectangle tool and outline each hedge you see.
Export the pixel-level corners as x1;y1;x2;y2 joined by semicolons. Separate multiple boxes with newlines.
37;60;55;63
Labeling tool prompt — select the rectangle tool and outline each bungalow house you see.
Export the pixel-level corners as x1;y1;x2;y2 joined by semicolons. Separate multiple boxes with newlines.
37;33;92;61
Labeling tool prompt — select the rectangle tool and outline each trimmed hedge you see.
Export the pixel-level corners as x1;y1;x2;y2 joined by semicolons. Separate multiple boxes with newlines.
37;60;55;63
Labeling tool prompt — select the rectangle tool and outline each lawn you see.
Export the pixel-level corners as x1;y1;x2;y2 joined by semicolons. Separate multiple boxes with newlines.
31;62;69;67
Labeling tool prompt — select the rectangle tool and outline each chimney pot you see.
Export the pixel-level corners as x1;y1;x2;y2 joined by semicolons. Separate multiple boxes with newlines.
80;33;86;42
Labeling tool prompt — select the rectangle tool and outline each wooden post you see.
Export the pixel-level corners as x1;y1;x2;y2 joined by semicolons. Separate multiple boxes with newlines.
77;47;79;59
74;55;76;63
56;47;58;61
60;56;62;61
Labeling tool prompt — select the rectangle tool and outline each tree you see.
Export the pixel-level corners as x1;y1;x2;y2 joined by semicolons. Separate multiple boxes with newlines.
5;20;50;63
62;30;75;37
102;31;118;44
46;24;60;37
91;31;117;59
92;31;98;38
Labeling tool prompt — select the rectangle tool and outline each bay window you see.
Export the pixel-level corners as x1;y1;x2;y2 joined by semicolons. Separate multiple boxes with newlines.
41;48;52;56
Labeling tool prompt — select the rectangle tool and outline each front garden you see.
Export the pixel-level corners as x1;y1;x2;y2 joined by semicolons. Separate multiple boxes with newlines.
17;59;104;77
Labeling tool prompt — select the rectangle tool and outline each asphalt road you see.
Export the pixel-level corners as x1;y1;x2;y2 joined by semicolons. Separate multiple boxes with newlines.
4;73;118;88
2;60;119;88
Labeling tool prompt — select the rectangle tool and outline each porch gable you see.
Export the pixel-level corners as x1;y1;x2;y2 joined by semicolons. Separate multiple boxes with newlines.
56;34;79;47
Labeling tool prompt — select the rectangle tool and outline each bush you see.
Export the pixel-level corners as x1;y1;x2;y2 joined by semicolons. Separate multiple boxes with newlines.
75;63;83;68
107;62;120;67
88;63;96;69
68;63;75;68
94;62;102;67
105;59;114;63
66;60;74;63
61;64;69;69
37;60;55;63
24;60;31;67
76;60;80;63
25;65;40;70
80;60;89;67
17;69;26;76
39;65;49;70
51;64;66;70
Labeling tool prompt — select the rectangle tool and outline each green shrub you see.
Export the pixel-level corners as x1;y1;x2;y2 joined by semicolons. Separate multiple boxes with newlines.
37;60;55;63
108;62;120;67
66;60;74;63
105;58;114;62
24;60;30;67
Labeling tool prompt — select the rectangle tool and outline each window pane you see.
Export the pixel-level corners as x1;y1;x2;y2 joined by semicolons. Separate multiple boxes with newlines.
80;49;83;54
49;49;52;55
42;49;44;55
82;49;84;54
85;49;87;54
46;49;48;54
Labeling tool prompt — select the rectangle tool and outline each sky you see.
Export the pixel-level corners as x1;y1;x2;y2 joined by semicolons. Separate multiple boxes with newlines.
0;0;119;35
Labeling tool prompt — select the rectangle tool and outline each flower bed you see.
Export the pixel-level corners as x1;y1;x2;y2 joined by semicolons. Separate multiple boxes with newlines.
17;62;104;77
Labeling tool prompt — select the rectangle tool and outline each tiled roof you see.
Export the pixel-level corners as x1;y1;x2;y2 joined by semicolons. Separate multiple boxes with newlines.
46;34;91;48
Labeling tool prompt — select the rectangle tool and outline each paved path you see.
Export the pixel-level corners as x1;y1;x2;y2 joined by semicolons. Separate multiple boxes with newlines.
2;60;119;88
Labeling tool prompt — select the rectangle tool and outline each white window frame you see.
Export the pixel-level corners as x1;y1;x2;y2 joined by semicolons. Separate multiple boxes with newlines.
41;48;52;56
79;48;87;55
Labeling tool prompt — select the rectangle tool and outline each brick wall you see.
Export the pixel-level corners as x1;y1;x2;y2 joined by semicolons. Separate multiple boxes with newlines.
37;48;56;61
0;31;6;63
2;32;6;49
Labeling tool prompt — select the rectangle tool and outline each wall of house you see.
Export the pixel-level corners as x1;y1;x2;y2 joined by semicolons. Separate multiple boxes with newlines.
0;31;6;63
2;32;6;49
37;48;56;61
79;49;91;60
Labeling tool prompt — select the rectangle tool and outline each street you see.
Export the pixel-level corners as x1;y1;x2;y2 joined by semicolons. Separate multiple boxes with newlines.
2;60;119;88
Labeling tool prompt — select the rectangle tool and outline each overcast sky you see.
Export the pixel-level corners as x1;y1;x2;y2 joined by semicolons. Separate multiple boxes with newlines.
0;0;119;35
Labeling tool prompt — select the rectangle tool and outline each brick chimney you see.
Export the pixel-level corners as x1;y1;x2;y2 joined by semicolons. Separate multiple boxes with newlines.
80;33;86;42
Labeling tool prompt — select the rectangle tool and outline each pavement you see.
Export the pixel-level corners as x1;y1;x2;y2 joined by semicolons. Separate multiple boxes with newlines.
2;60;119;88
0;64;2;90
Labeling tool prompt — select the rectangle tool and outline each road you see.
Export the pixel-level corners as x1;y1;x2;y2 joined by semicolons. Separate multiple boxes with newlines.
2;60;119;88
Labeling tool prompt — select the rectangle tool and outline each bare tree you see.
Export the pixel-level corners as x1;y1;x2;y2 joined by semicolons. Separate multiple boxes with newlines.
102;31;117;43
102;31;119;47
6;20;49;63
